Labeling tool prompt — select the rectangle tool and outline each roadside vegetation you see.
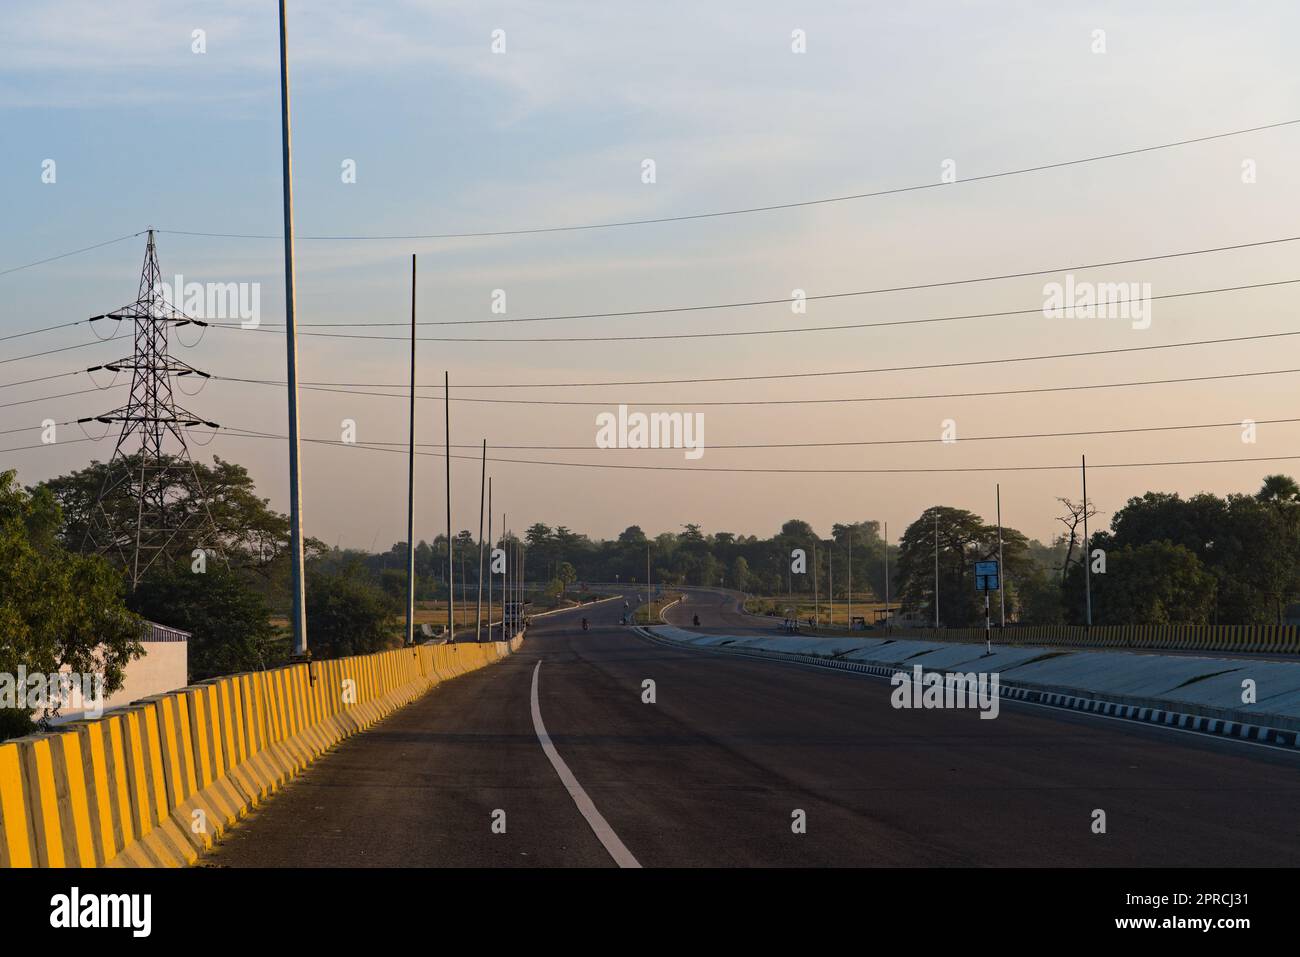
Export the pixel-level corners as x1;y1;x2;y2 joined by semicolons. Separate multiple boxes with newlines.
6;457;1300;739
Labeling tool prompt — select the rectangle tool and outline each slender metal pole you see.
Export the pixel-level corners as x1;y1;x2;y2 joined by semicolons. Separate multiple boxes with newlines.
476;440;485;642
933;513;940;629
1082;454;1092;627
278;0;307;656
883;521;890;631
646;541;652;624
445;371;453;642
502;514;508;635
405;254;417;646
847;530;853;631
996;483;1006;628
812;539;819;628
828;543;833;630
487;479;493;641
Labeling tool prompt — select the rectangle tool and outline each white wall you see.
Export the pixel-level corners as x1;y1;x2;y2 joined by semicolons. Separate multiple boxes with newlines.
44;640;189;724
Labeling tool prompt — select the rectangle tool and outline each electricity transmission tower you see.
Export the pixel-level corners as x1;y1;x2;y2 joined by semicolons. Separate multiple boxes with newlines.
79;229;222;588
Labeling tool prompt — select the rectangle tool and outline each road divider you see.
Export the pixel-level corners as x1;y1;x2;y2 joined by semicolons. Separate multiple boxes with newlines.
633;625;1300;750
0;635;524;868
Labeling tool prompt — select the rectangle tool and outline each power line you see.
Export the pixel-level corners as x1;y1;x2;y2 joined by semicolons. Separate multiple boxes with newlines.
206;239;1300;331
228;366;1300;408
212;427;1300;475
5;413;1294;451
217;328;1300;392
0;338;125;366
0;437;95;454
219;415;1300;451
0;322;81;343
157;118;1300;242
0;384;126;411
0;231;145;280
9;237;1297;351
0;371;81;391
204;275;1300;345
14;421;1296;475
0;420;76;438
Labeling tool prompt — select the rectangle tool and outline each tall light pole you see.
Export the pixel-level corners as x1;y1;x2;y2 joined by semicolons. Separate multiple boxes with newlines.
1082;455;1092;627
445;371;453;641
475;440;486;642
828;542;833;630
646;541;652;624
933;512;940;629
487;479;493;641
812;539;819;628
996;483;1006;628
278;0;307;656
502;514;508;635
404;254;417;646
883;521;890;631
847;529;853;631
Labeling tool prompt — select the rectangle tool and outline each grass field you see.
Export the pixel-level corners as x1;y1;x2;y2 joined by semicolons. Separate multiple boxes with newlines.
744;594;898;629
632;594;683;625
268;594;591;638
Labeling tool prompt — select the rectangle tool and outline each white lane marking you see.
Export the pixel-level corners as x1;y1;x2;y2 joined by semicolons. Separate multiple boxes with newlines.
530;660;641;868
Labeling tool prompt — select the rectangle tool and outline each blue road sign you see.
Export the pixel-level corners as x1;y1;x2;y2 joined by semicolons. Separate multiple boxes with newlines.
974;560;1000;592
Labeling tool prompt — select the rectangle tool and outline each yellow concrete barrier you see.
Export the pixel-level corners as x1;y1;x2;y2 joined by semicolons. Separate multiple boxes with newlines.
0;741;34;868
0;633;523;868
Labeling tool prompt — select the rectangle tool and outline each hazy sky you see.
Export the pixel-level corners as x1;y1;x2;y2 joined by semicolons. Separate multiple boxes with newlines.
3;1;1300;549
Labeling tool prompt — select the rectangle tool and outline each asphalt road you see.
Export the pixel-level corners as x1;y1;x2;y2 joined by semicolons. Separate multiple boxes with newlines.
208;592;1300;867
665;587;777;637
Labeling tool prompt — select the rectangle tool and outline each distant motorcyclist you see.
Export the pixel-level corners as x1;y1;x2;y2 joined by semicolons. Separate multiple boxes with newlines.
693;614;701;627
581;617;589;632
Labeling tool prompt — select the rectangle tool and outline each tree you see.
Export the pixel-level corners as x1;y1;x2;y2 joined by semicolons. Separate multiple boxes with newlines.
1065;542;1216;625
1;470;142;738
730;555;751;591
1055;497;1099;584
1016;566;1064;625
1258;474;1300;504
130;564;284;681
305;561;399;658
1102;488;1300;625
895;506;1031;627
556;561;577;594
40;455;327;600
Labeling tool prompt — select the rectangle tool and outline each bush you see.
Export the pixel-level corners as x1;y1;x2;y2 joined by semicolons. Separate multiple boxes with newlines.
0;708;34;743
306;564;399;658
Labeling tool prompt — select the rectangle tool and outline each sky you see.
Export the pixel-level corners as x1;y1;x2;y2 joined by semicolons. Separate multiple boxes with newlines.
3;1;1300;550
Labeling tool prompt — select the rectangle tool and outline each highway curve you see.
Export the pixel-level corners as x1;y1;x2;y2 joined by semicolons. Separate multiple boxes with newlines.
207;593;1300;867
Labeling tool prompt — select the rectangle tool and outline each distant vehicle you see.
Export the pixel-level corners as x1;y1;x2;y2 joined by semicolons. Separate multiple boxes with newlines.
581;618;589;632
693;614;700;627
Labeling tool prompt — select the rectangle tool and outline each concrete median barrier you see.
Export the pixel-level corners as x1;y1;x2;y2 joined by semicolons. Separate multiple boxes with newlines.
0;635;522;868
638;623;1300;747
